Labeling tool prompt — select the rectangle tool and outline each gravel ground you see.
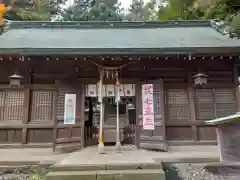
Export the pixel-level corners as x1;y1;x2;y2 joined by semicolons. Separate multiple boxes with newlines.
163;163;240;180
0;165;50;180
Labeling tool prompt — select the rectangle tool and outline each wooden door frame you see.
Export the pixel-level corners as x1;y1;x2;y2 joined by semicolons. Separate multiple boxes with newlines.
135;82;141;148
135;79;167;150
52;82;85;153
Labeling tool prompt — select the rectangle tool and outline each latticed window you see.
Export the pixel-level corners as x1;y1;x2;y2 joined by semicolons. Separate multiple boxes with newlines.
0;91;24;122
30;91;54;122
165;89;189;122
195;88;237;121
57;88;66;117
56;88;76;121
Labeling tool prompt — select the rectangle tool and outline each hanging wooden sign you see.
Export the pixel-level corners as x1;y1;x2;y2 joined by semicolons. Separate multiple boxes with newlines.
86;84;135;97
142;84;155;130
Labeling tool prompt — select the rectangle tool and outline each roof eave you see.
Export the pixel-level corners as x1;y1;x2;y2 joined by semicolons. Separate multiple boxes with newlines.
1;47;240;56
205;113;240;125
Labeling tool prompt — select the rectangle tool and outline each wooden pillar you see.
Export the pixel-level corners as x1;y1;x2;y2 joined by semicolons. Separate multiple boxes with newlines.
52;90;58;152
135;82;141;148
236;86;240;112
21;67;31;144
188;71;198;141
80;84;85;149
22;88;30;144
234;63;240;112
233;60;240;112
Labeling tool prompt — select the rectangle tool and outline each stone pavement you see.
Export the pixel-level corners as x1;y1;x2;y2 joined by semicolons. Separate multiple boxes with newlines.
58;145;219;165
46;145;219;180
0;145;220;180
0;145;219;165
0;148;68;165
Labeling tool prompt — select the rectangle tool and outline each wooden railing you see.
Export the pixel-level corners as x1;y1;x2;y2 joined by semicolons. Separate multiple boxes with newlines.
84;124;136;147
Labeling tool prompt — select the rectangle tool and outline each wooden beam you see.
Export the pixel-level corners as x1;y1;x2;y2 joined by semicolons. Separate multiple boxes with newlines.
0;84;56;90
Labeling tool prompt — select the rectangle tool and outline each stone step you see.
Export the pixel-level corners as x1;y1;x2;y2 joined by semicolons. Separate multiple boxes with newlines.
45;169;165;180
0;161;40;166
52;162;162;172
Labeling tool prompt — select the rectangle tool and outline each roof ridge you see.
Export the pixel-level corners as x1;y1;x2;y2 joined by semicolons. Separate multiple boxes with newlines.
5;19;211;29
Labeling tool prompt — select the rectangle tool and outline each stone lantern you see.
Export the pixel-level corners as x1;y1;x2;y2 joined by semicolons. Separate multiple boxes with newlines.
192;73;208;87
9;73;23;88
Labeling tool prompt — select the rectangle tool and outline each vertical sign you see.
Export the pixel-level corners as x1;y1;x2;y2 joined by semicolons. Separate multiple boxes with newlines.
142;84;155;130
64;94;76;124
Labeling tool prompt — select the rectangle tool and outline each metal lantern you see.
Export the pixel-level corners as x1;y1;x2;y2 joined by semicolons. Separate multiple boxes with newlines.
9;73;23;87
193;73;208;87
238;77;240;85
127;103;135;110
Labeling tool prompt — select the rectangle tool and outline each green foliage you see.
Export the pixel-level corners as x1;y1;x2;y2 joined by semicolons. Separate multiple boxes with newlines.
231;12;240;35
157;0;201;20
28;166;50;180
125;0;157;21
60;0;123;21
3;0;62;21
153;0;240;37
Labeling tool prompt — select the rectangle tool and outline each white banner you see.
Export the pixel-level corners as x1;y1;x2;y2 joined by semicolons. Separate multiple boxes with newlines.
86;84;135;97
64;94;76;124
142;84;155;130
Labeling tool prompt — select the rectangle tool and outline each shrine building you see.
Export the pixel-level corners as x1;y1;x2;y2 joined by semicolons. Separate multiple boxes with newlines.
0;20;240;152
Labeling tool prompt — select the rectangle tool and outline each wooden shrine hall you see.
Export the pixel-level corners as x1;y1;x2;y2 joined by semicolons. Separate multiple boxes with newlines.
0;20;240;152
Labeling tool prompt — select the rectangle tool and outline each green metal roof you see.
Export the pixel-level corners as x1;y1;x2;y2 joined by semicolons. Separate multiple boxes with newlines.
1;20;240;55
205;113;240;125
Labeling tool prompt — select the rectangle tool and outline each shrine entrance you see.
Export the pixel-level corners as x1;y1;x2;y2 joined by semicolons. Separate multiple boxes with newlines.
84;84;137;147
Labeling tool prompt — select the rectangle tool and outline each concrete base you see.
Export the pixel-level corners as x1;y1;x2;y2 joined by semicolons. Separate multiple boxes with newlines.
115;142;121;152
98;143;105;154
45;169;165;180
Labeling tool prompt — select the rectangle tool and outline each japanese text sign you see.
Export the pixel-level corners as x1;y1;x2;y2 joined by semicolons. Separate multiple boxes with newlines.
64;94;76;124
142;84;154;130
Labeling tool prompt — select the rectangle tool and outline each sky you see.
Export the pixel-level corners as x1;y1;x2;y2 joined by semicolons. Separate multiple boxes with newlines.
119;0;133;10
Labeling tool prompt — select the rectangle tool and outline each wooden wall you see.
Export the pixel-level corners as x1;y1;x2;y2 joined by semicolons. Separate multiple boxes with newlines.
164;83;237;142
162;58;237;144
0;56;237;147
0;84;84;148
0;85;55;145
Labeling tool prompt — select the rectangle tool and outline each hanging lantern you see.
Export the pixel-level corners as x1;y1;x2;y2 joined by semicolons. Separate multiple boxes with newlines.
127;102;135;110
238;77;240;85
192;73;208;87
9;73;23;88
